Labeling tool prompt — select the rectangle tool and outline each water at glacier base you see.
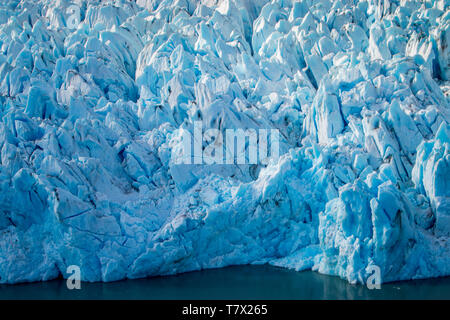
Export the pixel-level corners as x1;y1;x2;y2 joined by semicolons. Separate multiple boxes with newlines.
1;265;449;300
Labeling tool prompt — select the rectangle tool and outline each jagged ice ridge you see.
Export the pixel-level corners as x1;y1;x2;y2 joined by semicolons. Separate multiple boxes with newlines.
0;0;449;284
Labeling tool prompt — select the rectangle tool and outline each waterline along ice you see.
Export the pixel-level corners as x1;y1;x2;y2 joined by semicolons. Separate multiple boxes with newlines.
0;0;449;285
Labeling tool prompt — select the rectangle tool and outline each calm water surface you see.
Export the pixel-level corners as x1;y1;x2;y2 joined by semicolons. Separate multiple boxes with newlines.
1;265;449;300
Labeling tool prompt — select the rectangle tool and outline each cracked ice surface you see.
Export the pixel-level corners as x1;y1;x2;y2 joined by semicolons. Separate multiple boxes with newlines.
0;0;449;284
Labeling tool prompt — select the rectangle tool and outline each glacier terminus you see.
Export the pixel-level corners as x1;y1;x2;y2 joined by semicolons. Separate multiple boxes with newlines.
0;0;449;285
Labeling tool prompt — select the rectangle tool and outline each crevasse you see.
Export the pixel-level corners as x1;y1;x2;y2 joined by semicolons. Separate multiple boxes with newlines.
0;0;449;284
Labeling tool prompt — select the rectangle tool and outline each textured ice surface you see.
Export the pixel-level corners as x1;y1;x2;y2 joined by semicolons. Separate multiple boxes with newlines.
0;0;449;284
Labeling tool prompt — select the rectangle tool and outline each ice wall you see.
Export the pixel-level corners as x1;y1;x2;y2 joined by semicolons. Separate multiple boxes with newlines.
0;0;449;284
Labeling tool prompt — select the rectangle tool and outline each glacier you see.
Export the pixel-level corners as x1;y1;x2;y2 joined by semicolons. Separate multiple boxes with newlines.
0;0;449;285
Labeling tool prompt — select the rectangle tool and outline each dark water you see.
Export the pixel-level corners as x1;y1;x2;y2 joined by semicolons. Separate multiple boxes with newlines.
1;265;449;300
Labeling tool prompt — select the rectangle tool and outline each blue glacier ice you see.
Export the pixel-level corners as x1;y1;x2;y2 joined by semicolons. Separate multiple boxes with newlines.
0;0;449;284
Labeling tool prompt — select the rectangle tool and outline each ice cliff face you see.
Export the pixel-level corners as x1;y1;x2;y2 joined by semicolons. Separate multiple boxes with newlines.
0;0;449;284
